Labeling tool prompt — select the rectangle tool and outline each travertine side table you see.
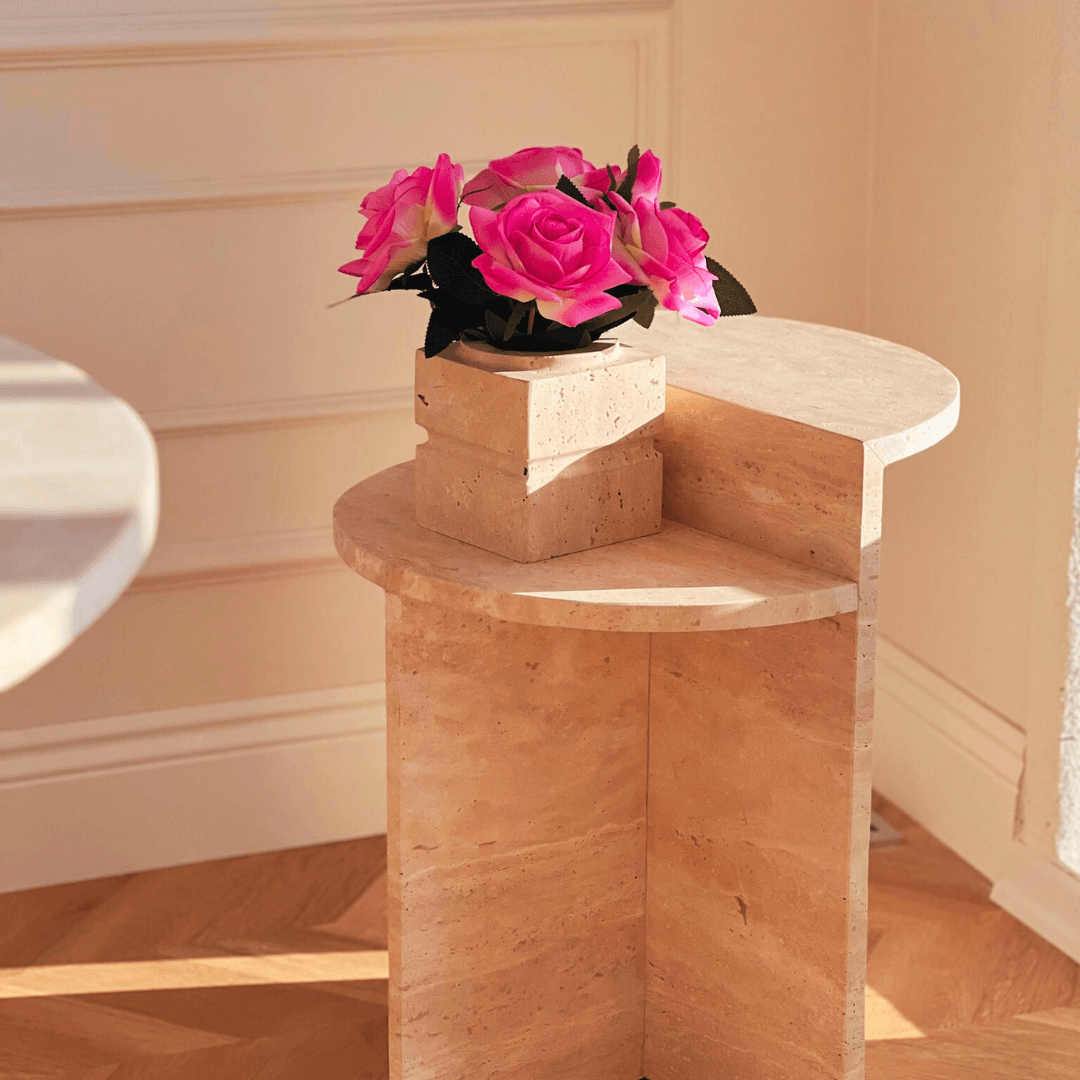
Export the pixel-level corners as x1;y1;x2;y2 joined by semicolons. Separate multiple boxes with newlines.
334;316;958;1080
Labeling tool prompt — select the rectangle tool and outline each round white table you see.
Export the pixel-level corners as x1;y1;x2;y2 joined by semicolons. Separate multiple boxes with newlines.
0;337;158;693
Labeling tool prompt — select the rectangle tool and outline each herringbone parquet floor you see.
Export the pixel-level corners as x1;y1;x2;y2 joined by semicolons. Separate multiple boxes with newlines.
1;797;1077;1078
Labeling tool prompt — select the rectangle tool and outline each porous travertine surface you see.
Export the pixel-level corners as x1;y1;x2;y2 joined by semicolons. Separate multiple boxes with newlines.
413;340;665;562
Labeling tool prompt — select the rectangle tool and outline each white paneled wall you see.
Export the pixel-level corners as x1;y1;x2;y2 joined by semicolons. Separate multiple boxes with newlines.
1;0;888;892
0;0;677;889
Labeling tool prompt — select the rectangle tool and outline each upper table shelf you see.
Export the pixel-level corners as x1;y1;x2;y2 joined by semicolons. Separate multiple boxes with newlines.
335;462;857;634
620;315;959;463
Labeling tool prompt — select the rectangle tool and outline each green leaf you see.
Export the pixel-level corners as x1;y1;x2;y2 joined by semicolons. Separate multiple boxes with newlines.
427;232;499;305
578;287;652;333
419;288;488;333
632;292;658;328
401;257;427;276
615;145;640;202
424;310;461;357
704;256;757;316
546;322;587;345
659;201;676;210
387;272;432;292
556;174;590;206
503;301;531;341
485;309;509;341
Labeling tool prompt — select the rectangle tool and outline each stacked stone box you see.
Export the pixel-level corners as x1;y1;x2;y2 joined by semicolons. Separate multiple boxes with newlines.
414;339;665;563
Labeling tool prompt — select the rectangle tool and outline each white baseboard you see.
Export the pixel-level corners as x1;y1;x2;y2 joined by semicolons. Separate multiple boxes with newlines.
873;638;1025;882
992;843;1080;964
0;684;387;894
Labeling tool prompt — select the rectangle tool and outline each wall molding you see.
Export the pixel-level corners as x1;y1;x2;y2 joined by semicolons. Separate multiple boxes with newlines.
137;525;338;580
0;164;490;220
146;385;415;439
873;637;1025;883
0;1;673;54
0;683;388;892
992;843;1080;964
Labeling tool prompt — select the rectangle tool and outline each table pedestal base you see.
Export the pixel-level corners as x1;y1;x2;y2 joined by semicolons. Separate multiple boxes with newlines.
385;595;868;1080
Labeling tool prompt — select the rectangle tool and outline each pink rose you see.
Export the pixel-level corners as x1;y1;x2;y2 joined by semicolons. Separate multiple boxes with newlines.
582;149;664;206
470;190;633;327
606;193;719;326
461;146;594;209
339;153;464;293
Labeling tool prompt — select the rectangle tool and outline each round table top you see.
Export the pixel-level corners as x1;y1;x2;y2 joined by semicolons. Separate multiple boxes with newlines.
335;462;857;634
620;314;959;463
0;337;159;692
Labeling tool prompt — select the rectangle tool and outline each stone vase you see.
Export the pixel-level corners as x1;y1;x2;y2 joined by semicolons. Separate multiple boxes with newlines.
413;337;665;563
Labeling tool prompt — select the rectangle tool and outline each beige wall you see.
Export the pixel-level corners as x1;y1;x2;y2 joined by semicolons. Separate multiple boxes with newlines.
5;0;1074;891
673;0;875;331
866;0;1080;865
0;0;876;731
0;7;666;735
0;1;879;884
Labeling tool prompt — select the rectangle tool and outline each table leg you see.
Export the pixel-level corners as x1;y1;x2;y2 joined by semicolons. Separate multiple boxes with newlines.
643;613;868;1080
385;595;651;1080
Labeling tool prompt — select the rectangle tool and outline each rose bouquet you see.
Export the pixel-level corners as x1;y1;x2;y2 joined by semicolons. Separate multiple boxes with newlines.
338;145;755;357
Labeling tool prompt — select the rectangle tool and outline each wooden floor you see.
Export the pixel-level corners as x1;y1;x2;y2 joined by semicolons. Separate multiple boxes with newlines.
1;796;1077;1078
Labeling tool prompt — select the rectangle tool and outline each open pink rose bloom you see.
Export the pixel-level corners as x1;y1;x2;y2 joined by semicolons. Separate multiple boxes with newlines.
607;192;720;326
339;153;463;294
470;191;633;327
337;144;753;353
461;146;594;209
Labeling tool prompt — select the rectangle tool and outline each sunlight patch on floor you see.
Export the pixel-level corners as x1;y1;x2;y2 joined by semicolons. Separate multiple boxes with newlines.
0;950;390;999
865;984;926;1041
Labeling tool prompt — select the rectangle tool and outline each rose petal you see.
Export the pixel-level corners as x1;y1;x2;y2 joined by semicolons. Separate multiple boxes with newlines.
536;290;623;327
472;253;558;303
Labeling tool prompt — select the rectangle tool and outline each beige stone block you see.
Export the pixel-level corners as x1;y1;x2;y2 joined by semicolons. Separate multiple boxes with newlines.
414;339;664;563
385;595;649;1080
644;616;864;1080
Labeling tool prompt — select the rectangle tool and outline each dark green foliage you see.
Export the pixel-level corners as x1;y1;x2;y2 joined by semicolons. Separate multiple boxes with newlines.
387;271;432;291
704;256;757;316
424;310;462;358
484;309;509;342
632;292;658;328
555;175;590;206
614;144;640;202
578;286;654;335
426;232;498;305
502;301;531;340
